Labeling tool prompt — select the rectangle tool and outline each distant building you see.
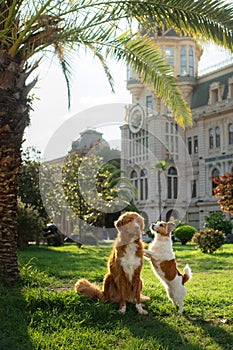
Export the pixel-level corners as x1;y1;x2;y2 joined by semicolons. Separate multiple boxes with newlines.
45;128;110;235
71;128;109;156
121;29;233;229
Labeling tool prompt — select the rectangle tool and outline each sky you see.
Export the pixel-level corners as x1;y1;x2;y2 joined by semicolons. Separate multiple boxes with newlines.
23;42;233;160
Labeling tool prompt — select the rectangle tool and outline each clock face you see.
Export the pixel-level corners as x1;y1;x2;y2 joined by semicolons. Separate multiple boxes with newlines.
129;105;144;133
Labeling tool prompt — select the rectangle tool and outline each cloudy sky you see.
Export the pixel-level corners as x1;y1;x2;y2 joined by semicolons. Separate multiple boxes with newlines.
23;40;232;159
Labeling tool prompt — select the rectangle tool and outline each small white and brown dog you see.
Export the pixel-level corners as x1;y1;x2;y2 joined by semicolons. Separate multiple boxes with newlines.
144;221;192;314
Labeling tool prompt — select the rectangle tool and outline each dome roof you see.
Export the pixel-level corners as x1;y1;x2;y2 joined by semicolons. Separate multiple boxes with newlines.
71;128;109;154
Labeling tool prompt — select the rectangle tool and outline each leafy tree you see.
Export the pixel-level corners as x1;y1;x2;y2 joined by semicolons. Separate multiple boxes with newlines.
214;172;233;214
18;147;47;219
1;1;233;281
204;211;232;235
17;199;45;248
62;152;136;230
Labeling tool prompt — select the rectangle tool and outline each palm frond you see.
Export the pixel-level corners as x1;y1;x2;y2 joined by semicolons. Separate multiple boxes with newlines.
1;0;233;122
83;42;115;93
130;0;233;51
109;34;192;128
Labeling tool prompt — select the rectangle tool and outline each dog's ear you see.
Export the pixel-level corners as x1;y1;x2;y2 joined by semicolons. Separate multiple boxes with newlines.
114;219;122;229
138;216;144;231
167;222;175;233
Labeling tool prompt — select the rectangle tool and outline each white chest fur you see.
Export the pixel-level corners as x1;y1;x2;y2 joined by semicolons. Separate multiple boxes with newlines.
120;242;141;282
149;238;175;261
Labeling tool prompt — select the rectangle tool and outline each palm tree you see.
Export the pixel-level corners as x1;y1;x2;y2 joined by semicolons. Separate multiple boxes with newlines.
1;0;233;282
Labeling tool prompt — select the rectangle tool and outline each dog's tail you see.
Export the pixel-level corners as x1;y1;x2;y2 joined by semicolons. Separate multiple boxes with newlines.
182;264;192;284
75;278;105;301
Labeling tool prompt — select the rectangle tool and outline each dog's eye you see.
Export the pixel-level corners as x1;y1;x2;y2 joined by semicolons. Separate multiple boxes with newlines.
160;223;164;227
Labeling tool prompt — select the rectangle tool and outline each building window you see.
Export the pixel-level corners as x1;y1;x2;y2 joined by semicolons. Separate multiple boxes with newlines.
180;46;186;76
146;95;153;112
209;128;214;149
189;46;194;76
140;169;148;201
228;76;233;99
167;167;178;199
130;170;138;199
211;168;220;195
209;82;224;104
129;129;149;161
194;136;198;153
165;121;179;160
191;180;197;198
229;123;233;145
188;137;192;154
165;47;174;68
215;127;220;147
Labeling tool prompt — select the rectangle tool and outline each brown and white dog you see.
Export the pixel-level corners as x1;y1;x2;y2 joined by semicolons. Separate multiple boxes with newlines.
75;212;148;315
144;221;192;314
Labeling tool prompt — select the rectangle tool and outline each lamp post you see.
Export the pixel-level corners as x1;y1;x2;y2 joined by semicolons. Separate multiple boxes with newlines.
153;161;167;221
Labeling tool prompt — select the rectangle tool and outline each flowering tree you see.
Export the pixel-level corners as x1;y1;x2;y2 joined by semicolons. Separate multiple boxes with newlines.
214;172;233;215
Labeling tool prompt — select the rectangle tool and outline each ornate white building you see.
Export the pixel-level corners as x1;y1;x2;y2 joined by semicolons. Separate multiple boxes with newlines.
121;29;233;229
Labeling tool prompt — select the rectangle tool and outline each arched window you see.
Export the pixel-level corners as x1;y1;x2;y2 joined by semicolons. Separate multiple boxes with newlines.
130;170;138;199
167;167;178;199
189;46;194;76
229;123;233;145
211;168;220;195
180;46;186;76
215;127;220;147
209;128;214;148
140;169;148;201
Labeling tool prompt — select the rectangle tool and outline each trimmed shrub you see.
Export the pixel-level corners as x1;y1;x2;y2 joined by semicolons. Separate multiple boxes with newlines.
173;225;196;245
192;228;225;254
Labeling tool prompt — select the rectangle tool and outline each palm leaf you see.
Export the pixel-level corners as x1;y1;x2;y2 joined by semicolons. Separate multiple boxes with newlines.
2;0;233;122
130;0;233;51
109;34;192;128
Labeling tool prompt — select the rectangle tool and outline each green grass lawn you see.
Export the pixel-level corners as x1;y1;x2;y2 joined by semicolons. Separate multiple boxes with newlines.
1;242;233;350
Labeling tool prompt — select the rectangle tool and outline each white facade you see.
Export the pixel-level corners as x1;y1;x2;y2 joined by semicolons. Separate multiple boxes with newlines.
121;30;233;229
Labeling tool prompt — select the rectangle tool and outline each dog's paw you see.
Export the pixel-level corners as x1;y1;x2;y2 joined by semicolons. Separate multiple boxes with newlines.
118;305;126;314
136;303;148;315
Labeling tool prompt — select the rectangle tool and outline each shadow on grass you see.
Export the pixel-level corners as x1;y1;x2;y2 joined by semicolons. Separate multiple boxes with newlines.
187;316;233;350
0;285;32;350
67;294;203;350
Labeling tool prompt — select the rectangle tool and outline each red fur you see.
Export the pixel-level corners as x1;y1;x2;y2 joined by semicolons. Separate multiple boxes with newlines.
75;212;149;314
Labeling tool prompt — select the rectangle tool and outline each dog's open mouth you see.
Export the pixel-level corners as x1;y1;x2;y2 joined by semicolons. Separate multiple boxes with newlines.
150;223;157;232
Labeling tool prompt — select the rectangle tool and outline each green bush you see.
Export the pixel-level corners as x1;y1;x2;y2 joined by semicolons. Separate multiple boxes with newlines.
173;225;196;245
17;200;45;247
192;228;225;254
204;211;232;235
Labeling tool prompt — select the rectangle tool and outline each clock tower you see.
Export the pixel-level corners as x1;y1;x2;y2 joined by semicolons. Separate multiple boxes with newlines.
121;29;202;225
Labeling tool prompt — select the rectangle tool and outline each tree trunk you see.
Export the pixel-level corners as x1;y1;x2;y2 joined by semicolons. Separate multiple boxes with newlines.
0;54;32;283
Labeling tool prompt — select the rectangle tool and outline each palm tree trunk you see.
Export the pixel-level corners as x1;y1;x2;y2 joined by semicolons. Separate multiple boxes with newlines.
0;55;32;283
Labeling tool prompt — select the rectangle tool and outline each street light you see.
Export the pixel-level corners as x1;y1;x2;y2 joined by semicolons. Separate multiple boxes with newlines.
153;161;167;220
